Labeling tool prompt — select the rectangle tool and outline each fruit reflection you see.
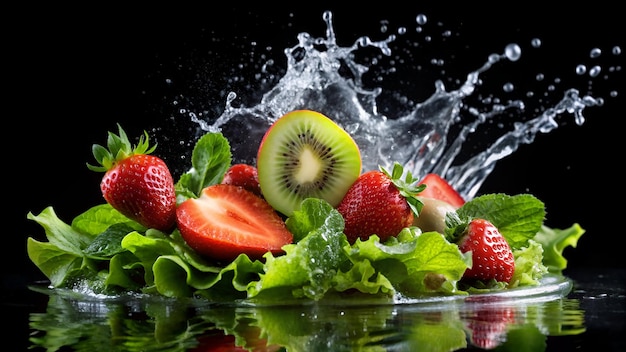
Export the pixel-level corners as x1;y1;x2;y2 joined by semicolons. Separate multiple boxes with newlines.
29;285;585;351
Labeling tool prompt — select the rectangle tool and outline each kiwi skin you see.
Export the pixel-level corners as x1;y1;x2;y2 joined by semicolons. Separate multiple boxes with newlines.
257;110;362;217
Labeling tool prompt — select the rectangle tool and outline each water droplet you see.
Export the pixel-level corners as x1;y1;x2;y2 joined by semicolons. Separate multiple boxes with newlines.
589;65;602;77
590;48;602;58
416;14;427;25
380;20;389;33
504;43;521;61
576;65;587;75
612;46;621;55
531;38;542;48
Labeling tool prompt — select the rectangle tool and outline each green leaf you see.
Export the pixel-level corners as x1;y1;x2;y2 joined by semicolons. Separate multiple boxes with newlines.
121;232;178;286
27;207;93;254
153;256;195;297
406;318;467;351
106;251;144;290
349;231;470;296
249;198;349;300
534;224;585;274
285;197;345;242
26;238;84;287
511;240;549;287
72;204;142;236
83;223;136;258
175;132;231;199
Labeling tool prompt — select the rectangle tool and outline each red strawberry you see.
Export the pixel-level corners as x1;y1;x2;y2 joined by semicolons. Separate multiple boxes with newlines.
464;297;516;349
221;163;262;197
176;184;293;262
336;162;425;243
87;124;176;231
456;219;515;283
190;328;281;352
418;173;465;208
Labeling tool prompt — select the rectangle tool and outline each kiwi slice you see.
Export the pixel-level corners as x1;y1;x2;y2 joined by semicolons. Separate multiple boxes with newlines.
257;110;362;216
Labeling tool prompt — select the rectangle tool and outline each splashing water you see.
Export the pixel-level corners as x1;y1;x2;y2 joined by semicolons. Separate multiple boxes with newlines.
183;10;620;201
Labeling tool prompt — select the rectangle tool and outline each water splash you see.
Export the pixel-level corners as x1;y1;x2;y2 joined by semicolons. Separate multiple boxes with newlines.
186;10;619;201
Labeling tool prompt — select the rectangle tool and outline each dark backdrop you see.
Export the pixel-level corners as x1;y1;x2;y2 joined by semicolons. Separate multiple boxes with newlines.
5;4;624;292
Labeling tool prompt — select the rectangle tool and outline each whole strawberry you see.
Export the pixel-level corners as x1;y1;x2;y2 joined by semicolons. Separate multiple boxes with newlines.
87;124;177;231
464;297;516;349
336;162;425;243
221;163;262;197
454;218;515;284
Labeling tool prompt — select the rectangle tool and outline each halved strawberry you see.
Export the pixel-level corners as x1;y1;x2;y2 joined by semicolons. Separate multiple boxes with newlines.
336;162;425;243
221;163;262;197
418;173;465;208
87;124;177;231
176;184;293;262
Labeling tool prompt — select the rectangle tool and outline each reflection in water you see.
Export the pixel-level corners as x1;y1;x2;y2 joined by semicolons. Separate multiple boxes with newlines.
29;284;584;351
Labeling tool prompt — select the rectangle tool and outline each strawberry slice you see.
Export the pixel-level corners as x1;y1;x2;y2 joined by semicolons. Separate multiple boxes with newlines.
176;184;293;262
418;173;465;208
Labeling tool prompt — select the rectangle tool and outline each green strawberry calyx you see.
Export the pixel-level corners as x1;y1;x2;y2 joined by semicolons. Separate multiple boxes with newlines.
87;123;157;172
443;211;470;243
379;162;426;217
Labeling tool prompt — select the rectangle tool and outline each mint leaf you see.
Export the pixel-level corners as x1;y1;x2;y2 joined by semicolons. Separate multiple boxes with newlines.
176;132;231;200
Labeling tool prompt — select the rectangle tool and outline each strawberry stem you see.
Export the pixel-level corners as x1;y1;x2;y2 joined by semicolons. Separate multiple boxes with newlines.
87;123;157;172
379;162;426;217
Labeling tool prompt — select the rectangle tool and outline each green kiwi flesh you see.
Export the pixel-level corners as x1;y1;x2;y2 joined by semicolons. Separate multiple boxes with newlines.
257;110;362;216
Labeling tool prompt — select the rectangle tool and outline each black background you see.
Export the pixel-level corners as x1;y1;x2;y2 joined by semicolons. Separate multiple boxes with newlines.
5;4;624;292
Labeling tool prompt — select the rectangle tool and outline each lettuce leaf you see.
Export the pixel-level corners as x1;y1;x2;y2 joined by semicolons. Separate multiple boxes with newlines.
534;224;585;274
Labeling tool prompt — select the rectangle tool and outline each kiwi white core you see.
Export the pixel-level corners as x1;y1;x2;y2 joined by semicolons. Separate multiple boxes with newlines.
295;147;321;183
257;110;362;216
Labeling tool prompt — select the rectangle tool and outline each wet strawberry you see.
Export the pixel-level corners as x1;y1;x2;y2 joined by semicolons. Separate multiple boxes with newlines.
457;219;515;283
336;162;425;243
417;173;465;208
221;163;262;197
87;124;176;231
